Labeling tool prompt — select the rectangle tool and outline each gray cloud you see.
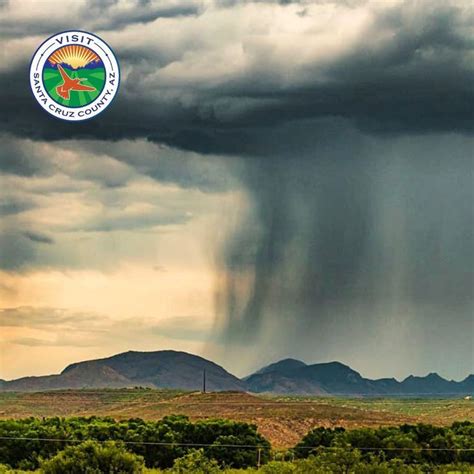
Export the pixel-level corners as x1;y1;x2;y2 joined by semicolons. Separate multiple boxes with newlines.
0;0;201;40
1;307;214;352
0;134;239;194
0;158;226;271
0;135;54;177
8;336;96;347
0;195;35;216
59;140;241;192
0;209;188;271
0;135;232;271
0;231;36;270
0;306;98;328
75;208;191;232
22;230;55;244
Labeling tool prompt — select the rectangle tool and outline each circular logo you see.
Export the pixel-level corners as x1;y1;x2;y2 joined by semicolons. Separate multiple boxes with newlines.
29;31;120;121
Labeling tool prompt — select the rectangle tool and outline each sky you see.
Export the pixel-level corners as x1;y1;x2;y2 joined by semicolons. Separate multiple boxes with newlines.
0;0;473;381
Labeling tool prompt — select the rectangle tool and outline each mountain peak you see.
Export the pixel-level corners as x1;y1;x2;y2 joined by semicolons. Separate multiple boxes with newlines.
426;372;443;379
315;361;353;370
249;358;307;377
403;372;445;382
31;350;246;393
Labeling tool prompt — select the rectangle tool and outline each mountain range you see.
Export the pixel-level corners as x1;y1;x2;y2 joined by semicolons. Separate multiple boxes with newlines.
1;350;472;397
244;358;474;396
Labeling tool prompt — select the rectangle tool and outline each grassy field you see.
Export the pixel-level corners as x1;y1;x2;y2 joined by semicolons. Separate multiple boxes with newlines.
0;389;472;448
42;66;105;106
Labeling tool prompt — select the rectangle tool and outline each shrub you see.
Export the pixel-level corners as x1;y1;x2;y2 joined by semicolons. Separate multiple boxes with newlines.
259;460;297;473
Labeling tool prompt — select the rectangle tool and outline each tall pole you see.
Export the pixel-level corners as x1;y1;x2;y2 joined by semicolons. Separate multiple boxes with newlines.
203;368;206;393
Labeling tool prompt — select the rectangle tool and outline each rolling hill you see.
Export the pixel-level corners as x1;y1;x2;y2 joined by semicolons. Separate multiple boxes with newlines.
1;350;245;392
1;351;472;396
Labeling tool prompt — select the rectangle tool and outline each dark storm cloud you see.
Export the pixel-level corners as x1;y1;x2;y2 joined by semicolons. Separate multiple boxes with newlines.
0;1;473;152
213;124;473;379
85;0;200;32
0;0;200;39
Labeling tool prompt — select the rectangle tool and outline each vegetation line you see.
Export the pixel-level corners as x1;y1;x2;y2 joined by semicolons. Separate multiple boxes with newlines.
1;436;473;451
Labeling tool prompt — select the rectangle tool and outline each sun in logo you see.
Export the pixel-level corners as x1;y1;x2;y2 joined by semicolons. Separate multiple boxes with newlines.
42;44;106;107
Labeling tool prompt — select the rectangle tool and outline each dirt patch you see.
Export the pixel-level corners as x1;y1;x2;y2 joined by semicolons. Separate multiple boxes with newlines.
1;390;472;448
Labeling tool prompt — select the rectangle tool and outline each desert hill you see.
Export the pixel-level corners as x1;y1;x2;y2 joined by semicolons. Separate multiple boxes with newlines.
2;351;472;396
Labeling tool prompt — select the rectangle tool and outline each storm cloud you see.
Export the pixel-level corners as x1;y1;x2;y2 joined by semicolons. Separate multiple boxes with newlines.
1;1;473;146
0;0;472;378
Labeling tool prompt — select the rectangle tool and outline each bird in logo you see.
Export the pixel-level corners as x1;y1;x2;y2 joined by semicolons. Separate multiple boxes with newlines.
55;64;96;100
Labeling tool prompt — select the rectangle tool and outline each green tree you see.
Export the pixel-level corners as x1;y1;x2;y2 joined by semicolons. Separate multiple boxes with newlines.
169;449;220;474
310;446;362;474
293;427;345;458
41;440;144;474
